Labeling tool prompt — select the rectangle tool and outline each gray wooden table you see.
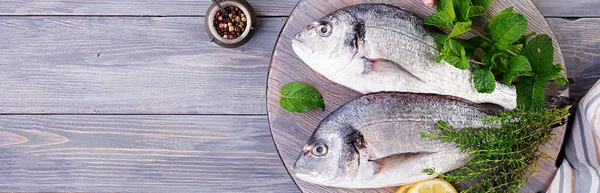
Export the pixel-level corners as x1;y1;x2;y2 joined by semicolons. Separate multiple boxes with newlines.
0;0;598;192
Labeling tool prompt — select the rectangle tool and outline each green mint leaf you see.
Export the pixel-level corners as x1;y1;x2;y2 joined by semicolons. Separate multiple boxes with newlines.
448;39;467;58
482;46;497;65
473;68;496;93
491;52;510;70
485;6;514;32
279;82;325;113
555;76;568;86
489;12;528;51
519;32;537;45
522;34;553;73
472;0;492;9
456;57;470;70
436;34;449;46
440;39;469;69
502;55;532;85
508;44;524;54
517;77;546;110
453;0;471;22
448;21;472;38
469;6;486;17
425;12;455;28
437;0;456;21
458;37;483;56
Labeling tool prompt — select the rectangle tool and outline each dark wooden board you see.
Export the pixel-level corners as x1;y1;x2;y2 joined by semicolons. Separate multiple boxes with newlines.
0;0;298;17
0;115;299;192
1;0;599;17
0;17;285;115
547;18;600;100
267;0;567;192
531;0;600;17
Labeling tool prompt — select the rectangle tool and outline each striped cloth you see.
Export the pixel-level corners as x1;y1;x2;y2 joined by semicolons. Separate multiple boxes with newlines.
548;80;600;193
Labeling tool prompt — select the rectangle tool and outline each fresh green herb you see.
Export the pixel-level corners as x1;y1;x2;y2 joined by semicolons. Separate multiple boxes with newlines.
424;0;567;110
279;82;325;113
421;106;570;193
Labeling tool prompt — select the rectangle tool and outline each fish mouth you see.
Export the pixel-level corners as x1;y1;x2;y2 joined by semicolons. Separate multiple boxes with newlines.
291;39;314;55
294;171;321;183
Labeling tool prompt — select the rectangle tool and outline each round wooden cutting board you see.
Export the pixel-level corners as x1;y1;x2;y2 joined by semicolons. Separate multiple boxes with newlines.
266;0;568;192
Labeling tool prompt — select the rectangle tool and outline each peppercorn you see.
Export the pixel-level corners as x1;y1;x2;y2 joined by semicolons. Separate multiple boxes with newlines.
213;6;248;40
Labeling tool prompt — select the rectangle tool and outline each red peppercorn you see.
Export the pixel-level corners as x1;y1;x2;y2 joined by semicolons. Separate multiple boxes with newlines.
216;11;221;17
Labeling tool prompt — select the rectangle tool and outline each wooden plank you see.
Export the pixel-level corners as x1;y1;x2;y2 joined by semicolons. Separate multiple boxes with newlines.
0;115;299;192
0;17;286;114
2;0;600;18
532;0;600;17
267;0;567;193
547;18;600;100
0;0;298;16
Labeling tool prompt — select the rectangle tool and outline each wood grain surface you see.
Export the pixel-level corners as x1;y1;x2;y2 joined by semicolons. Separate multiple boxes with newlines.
0;115;299;192
267;0;568;192
0;17;284;115
531;0;600;17
1;0;599;17
0;0;298;17
548;18;600;100
0;0;598;192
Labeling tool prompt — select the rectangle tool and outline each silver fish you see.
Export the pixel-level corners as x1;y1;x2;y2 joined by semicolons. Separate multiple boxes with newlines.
292;4;517;109
293;92;492;188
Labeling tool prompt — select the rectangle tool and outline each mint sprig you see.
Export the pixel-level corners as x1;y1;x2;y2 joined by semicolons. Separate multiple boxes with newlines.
279;82;325;113
424;0;567;110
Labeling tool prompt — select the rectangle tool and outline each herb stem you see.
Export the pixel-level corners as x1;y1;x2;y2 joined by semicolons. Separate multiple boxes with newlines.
483;12;493;19
505;49;518;56
469;59;486;66
470;28;493;43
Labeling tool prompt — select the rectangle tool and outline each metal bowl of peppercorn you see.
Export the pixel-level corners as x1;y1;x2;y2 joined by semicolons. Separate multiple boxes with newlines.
205;0;257;48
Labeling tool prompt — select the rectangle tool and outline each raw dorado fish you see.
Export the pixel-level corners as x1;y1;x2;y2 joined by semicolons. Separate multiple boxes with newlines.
293;92;492;188
291;3;517;109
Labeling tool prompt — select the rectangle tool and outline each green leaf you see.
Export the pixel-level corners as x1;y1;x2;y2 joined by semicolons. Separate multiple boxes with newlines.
502;55;532;85
469;6;486;17
482;46;497;65
448;21;472;38
508;44;523;54
425;12;455;28
437;0;456;21
517;77;546;110
453;0;471;22
555;76;567;86
472;0;492;9
519;32;537;45
473;68;496;93
279;82;325;113
522;34;554;73
485;6;514;32
438;38;469;69
491;52;510;70
488;12;528;51
436;34;449;46
458;36;483;56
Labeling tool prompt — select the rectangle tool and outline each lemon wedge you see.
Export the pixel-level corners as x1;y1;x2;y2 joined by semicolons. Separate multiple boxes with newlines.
395;184;413;193
406;178;457;193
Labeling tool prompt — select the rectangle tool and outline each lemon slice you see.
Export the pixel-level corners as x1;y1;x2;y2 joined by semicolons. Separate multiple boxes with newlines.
406;178;457;193
395;185;413;193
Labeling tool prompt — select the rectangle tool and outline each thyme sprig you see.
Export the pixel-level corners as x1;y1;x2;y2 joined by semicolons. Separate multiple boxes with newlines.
421;106;570;193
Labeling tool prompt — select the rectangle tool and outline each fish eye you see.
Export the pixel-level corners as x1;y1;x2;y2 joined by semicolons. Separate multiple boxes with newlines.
312;144;328;156
316;24;332;37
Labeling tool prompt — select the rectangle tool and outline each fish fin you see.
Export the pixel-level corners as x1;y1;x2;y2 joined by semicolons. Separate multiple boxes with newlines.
359;57;425;83
370;152;434;175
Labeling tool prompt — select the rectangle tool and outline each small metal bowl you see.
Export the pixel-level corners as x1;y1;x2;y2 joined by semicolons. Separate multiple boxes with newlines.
205;0;257;48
